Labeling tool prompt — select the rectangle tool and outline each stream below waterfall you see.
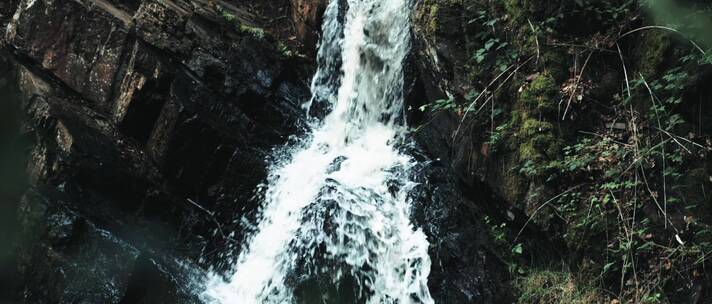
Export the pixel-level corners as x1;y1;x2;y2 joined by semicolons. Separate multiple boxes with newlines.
203;0;434;303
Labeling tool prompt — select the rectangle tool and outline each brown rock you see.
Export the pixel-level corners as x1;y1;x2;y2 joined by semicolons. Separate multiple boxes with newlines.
6;0;131;108
291;0;327;51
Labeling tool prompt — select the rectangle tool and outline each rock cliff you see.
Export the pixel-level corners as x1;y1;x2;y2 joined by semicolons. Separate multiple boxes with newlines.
0;0;510;302
1;0;315;302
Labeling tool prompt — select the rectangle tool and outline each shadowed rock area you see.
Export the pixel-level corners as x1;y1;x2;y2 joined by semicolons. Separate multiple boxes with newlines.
0;0;319;302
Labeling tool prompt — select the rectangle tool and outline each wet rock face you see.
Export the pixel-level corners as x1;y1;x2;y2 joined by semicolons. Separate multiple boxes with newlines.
17;190;142;304
401;5;520;294
17;188;203;303
407;155;513;303
0;0;18;29
7;0;131;107
2;0;312;301
2;0;513;302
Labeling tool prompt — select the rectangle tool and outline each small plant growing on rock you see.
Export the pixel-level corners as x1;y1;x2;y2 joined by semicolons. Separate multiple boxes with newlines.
216;5;265;40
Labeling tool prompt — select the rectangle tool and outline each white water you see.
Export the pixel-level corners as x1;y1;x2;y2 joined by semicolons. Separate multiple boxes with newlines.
203;0;433;303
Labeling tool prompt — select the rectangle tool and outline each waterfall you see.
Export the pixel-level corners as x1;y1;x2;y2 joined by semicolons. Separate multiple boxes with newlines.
202;0;434;303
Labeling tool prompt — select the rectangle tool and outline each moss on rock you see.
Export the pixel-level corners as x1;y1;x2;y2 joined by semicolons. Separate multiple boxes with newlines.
520;72;558;114
635;30;672;77
513;72;562;166
504;0;549;23
519;119;559;162
516;270;604;304
416;0;466;35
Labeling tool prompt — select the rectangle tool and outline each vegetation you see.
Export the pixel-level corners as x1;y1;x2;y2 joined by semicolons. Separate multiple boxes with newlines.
418;0;712;302
217;5;266;39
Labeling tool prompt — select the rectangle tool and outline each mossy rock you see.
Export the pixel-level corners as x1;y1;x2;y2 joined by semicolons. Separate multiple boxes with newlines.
515;270;604;304
520;118;553;136
503;0;571;24
540;51;568;83
520;72;558;114
511;88;563;176
239;24;266;39
519;118;559;162
498;152;529;205
503;0;546;22
519;134;559;163
635;30;672;77
416;0;467;35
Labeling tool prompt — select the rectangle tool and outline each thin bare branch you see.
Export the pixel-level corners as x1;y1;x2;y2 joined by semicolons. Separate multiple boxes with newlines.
639;74;669;229
616;43;631;98
514;187;578;242
187;198;239;244
562;51;593;120
453;56;535;140
619;25;706;55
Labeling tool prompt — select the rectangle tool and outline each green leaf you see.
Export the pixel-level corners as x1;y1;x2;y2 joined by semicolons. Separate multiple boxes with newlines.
512;243;524;255
603;261;617;273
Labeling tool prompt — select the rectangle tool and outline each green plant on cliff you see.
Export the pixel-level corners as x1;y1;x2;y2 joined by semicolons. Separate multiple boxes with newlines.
511;72;562;178
516;270;604;304
504;0;635;29
422;1;712;303
416;0;711;300
470;10;518;72
239;24;266;39
418;97;460;113
571;0;636;23
217;5;265;39
516;53;711;302
484;216;525;275
520;72;558;116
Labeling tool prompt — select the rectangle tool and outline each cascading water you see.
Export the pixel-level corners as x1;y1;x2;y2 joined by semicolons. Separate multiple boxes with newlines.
203;0;434;303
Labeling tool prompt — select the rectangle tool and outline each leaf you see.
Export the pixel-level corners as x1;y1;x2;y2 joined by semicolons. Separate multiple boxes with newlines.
603;261;617;273
675;234;685;246
512;243;524;255
485;39;496;50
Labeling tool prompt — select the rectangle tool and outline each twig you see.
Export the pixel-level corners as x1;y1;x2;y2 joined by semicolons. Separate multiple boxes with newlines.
562;51;593;120
608;189;631;294
452;56;534;140
187;198;238;243
654;127;705;150
545;42;617;54
655;127;693;154
618;25;706;55
453;56;535;140
617;138;671;179
616;43;631;98
268;15;289;24
638;165;679;233
577;131;629;146
639;74;669;229
514;187;578;242
528;19;540;64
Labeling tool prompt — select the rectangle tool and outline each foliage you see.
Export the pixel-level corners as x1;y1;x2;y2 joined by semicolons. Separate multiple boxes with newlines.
416;0;712;303
469;10;518;72
520;72;558;115
239;24;265;39
418;98;460;113
569;0;636;24
484;216;525;275
517;51;712;302
515;270;604;304
217;6;265;39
